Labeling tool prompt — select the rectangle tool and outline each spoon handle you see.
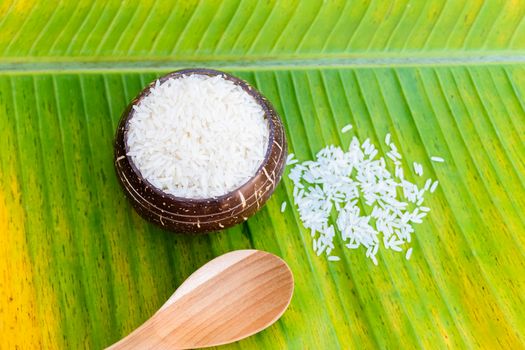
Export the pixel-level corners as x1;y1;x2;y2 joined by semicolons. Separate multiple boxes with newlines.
105;320;178;350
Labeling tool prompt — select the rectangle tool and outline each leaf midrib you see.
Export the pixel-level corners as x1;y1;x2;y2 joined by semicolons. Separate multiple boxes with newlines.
2;51;525;74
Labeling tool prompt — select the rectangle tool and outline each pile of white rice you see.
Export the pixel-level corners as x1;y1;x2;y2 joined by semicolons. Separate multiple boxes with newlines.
126;74;269;199
286;125;443;265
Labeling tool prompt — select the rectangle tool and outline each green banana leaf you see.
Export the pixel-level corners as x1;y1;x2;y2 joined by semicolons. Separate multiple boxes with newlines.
1;0;525;349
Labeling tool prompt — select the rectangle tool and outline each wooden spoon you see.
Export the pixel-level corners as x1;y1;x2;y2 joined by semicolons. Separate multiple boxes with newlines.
107;250;294;349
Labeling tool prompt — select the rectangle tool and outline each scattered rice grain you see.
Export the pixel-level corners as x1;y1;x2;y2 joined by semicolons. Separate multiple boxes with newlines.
341;124;353;133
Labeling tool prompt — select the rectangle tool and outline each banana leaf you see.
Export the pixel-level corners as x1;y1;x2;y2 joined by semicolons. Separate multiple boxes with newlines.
1;0;524;349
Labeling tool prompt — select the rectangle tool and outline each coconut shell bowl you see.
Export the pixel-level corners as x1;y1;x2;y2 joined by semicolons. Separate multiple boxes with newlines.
114;68;287;234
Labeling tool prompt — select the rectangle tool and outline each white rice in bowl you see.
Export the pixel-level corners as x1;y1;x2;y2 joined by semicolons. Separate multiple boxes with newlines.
126;74;269;199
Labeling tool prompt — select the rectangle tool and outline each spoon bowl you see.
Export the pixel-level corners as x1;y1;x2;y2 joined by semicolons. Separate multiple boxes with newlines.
107;250;294;349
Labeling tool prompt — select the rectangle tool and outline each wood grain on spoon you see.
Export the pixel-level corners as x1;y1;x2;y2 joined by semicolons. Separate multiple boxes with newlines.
107;250;294;350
